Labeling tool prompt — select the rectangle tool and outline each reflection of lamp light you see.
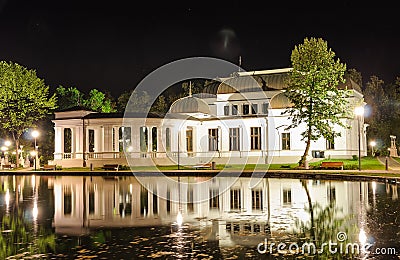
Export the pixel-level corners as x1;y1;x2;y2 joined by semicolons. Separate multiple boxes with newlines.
359;229;367;245
176;211;183;226
355;106;364;171
32;201;38;220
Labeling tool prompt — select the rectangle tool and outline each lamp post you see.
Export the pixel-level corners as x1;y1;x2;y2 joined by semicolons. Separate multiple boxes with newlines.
370;141;376;157
32;130;39;171
355;106;365;171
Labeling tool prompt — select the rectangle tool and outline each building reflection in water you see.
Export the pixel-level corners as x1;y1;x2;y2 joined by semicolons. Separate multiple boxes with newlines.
51;175;375;247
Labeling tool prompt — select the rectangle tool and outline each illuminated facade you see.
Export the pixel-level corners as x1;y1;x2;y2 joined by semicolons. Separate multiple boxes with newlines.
51;68;367;167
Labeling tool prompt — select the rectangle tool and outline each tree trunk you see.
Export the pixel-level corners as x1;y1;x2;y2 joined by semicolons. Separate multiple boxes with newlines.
15;138;19;167
299;127;312;167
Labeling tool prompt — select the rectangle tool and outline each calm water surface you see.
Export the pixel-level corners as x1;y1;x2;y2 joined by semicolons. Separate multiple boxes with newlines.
0;175;399;259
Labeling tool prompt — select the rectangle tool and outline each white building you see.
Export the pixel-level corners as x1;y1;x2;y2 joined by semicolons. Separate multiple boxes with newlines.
51;68;367;168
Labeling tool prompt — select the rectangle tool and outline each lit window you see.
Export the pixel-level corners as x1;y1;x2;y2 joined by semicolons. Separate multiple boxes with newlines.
208;129;218;151
282;133;290;150
165;128;171;152
229;128;240;151
251;127;261;150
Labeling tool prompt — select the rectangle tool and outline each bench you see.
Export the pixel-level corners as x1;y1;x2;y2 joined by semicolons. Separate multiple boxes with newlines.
42;164;56;170
192;162;212;170
320;161;344;170
2;164;13;170
102;164;119;171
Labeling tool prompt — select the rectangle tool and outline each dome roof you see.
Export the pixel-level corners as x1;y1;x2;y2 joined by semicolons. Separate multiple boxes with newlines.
169;96;211;114
270;92;294;109
202;72;289;95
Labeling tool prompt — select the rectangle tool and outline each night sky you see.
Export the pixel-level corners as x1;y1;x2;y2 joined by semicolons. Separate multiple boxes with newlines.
0;0;399;98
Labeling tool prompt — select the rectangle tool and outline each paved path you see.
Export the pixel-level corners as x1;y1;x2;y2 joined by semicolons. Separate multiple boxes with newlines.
377;156;400;170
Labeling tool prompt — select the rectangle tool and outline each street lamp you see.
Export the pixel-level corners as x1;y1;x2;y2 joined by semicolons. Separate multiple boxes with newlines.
355;106;365;171
32;130;39;171
370;141;376;157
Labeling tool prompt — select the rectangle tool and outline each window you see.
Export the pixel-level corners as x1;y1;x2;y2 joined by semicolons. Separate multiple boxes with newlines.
283;188;292;204
243;104;250;115
232;105;238;115
251;104;258;114
151;127;157;152
326;138;335;150
121;126;132;152
262;102;269;114
165;128;171;152
252;189;263;210
88;129;95;152
224;105;229;116
208;128;218;151
186;129;193;154
64;128;72;153
251;127;261;150
209;189;219;209
282;133;290;150
229;128;240;151
139;127;148;155
230;189;241;210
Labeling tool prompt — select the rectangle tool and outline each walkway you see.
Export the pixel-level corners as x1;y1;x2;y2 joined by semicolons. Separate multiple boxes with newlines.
377;156;400;171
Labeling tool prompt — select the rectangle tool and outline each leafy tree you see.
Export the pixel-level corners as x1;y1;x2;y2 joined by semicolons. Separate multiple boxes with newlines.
117;89;151;113
83;88;116;112
284;38;349;166
0;61;57;166
150;95;168;115
345;68;363;87
55;85;84;110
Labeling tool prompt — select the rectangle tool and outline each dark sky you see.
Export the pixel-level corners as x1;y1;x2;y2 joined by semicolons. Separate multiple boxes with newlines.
0;0;399;97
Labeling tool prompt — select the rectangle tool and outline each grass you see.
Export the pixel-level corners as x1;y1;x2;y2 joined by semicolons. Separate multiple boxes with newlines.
309;156;385;170
31;156;388;174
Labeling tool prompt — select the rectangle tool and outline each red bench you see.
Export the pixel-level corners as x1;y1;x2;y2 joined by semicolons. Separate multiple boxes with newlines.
320;161;344;170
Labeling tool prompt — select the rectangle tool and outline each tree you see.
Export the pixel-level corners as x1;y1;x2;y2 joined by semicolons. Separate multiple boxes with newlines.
346;68;363;87
0;61;57;166
117;89;151;113
83;88;116;112
55;85;84;110
284;38;349;166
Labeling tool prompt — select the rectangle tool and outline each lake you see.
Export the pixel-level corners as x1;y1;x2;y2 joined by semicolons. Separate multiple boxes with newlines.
0;174;399;259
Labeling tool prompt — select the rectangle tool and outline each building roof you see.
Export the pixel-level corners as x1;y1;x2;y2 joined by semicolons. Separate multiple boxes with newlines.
55;105;95;112
202;70;289;95
169;96;211;114
269;92;294;109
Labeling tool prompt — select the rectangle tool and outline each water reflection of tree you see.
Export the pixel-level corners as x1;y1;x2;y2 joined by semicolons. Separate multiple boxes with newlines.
0;178;55;258
295;180;358;259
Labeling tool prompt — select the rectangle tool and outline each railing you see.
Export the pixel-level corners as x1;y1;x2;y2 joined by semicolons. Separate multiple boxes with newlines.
54;150;269;160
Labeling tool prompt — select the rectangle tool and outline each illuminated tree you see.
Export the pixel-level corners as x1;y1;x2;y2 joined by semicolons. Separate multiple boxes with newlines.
285;38;349;167
0;61;57;167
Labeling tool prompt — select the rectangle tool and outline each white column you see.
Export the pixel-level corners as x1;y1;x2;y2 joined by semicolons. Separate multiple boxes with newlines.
54;127;64;159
